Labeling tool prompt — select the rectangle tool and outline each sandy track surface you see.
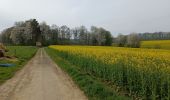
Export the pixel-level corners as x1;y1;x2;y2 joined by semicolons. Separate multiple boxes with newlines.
0;48;87;100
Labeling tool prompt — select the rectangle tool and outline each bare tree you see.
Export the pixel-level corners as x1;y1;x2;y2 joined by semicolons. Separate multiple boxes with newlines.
116;34;127;47
50;24;59;44
127;33;140;48
40;22;51;40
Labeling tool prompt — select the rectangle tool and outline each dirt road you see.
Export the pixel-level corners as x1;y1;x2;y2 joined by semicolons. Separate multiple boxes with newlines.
0;48;87;100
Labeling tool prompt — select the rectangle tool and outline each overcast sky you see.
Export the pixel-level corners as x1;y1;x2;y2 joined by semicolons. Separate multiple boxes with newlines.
0;0;170;36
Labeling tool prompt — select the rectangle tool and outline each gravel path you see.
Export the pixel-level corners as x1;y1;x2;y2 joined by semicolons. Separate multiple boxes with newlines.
0;48;87;100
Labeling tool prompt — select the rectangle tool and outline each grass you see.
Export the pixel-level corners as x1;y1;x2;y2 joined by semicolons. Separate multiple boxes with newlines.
141;40;170;50
45;47;131;100
0;46;38;84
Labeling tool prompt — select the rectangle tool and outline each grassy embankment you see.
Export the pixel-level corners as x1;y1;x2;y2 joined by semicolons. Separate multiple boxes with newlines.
141;40;170;50
0;46;37;84
45;47;131;100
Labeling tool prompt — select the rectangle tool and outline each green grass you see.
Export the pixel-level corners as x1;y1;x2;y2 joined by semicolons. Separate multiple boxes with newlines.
0;46;38;84
45;47;131;100
141;40;170;50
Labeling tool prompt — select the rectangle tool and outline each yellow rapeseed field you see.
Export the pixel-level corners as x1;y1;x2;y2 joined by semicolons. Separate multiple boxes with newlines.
141;40;170;50
50;45;170;69
49;45;170;99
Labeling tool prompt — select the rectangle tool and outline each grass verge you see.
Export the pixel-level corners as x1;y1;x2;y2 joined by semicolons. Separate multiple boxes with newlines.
45;47;131;100
0;46;38;84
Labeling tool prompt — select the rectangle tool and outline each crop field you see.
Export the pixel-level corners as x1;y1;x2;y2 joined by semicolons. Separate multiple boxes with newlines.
48;45;170;99
0;46;37;84
141;40;170;50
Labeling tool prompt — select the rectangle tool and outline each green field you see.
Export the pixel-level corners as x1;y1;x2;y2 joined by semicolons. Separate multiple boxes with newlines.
141;40;170;50
0;46;37;84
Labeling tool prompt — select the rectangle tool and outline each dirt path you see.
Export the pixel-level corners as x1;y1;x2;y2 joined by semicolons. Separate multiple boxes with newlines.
0;48;87;100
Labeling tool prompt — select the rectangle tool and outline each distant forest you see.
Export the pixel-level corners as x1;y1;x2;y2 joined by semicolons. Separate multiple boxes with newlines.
0;19;170;47
139;32;170;40
0;19;112;46
115;32;170;47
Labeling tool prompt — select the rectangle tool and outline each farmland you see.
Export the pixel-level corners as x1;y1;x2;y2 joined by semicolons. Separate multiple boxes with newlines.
141;40;170;50
0;46;37;84
47;45;170;99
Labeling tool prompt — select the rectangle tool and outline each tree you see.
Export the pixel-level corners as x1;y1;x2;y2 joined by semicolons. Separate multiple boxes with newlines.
104;31;113;46
90;26;112;46
127;33;140;48
116;34;127;47
50;24;59;44
78;26;88;45
10;27;25;45
59;25;70;44
40;22;51;45
96;28;105;45
24;19;41;45
14;21;25;27
72;28;79;44
0;27;13;45
30;19;41;45
90;26;99;45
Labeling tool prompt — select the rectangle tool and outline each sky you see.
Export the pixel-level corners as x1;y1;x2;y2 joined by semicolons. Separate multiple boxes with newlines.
0;0;170;36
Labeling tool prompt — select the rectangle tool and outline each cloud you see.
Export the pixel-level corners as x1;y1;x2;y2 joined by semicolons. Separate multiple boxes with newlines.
0;0;170;35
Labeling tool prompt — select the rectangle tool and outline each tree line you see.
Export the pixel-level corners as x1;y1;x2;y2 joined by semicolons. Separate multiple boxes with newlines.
114;33;141;48
1;19;169;47
0;19;113;46
113;32;170;48
139;32;170;40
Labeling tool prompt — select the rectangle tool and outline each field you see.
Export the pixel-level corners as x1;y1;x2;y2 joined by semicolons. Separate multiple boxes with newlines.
0;46;37;84
141;40;170;50
48;45;170;99
46;47;130;100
